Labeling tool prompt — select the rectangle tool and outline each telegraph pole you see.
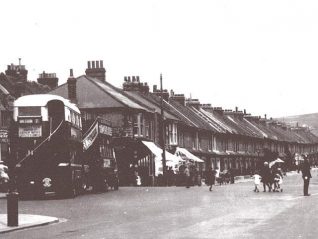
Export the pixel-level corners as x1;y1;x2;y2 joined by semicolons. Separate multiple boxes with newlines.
160;73;167;182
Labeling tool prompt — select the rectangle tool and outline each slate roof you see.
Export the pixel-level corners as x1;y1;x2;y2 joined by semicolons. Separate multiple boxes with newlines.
123;91;179;121
50;75;151;112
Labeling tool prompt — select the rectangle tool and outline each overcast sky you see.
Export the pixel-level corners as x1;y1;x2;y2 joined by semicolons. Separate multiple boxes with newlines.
1;0;318;118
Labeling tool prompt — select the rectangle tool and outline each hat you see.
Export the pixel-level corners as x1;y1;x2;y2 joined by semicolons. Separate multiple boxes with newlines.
264;162;269;165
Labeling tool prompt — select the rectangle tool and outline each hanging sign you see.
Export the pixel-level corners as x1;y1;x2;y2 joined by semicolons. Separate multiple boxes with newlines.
83;123;98;151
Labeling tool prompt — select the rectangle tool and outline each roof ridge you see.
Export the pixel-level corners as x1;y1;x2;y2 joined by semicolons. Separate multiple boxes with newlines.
84;75;130;108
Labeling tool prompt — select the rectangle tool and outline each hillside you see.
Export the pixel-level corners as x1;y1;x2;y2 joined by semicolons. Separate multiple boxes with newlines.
276;113;318;136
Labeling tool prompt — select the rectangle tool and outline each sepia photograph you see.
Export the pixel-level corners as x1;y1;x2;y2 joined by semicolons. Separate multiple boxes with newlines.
1;0;318;238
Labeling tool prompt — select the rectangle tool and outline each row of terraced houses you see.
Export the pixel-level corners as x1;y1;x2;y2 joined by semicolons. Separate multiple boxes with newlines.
1;59;318;185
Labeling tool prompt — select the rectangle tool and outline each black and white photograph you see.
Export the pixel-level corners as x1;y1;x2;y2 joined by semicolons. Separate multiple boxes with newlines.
1;0;318;238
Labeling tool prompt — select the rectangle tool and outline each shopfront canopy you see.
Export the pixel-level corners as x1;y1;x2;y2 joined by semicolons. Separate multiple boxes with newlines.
142;141;184;176
175;147;204;163
141;141;183;164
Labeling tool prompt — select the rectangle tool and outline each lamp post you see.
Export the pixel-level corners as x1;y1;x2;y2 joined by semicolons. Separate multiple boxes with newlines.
7;117;19;227
160;74;167;182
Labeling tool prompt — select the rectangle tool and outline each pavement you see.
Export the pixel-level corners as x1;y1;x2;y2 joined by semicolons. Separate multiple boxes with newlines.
0;214;59;234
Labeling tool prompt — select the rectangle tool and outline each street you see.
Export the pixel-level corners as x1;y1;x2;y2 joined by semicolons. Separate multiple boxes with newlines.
1;172;318;239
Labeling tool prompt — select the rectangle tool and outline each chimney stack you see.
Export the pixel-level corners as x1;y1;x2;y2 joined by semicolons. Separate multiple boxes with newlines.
170;93;185;106
67;69;77;104
37;71;59;89
85;60;106;81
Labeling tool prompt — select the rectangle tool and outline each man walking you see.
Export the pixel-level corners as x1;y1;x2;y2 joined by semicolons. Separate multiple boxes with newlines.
301;156;311;196
184;166;191;188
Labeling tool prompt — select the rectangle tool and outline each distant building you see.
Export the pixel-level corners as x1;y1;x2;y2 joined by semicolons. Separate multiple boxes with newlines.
37;71;59;89
0;59;50;164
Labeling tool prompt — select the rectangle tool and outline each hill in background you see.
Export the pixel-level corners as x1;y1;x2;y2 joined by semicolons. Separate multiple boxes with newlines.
276;113;318;136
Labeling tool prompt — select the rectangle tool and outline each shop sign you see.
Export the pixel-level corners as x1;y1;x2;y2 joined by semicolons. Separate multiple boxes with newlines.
0;129;8;143
99;124;112;136
83;123;98;151
19;125;42;138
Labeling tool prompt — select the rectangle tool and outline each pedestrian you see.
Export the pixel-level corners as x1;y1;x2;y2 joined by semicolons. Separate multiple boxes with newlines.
184;166;191;188
215;167;220;185
273;168;283;192
135;171;141;186
301;156;311;196
252;170;261;193
206;168;216;191
260;162;272;192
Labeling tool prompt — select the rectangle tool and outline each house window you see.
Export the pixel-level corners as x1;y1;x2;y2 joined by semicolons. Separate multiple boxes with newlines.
168;123;178;145
145;120;150;138
1;111;10;127
198;135;202;150
140;114;144;136
133;114;139;136
178;131;184;147
208;136;212;151
192;132;196;149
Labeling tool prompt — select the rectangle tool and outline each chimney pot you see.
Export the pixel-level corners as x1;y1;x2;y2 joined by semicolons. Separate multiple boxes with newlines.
136;76;140;82
92;61;95;68
87;61;91;69
70;69;73;77
235;106;238;112
96;61;99;68
100;60;103;68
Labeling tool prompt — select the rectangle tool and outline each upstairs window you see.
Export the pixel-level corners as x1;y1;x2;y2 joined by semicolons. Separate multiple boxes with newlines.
168;123;178;145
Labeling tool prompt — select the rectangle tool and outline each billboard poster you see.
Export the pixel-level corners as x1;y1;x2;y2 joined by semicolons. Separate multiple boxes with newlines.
19;125;42;138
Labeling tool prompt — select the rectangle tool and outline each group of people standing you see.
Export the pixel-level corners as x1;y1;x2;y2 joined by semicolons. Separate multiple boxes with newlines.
253;156;312;196
254;162;284;193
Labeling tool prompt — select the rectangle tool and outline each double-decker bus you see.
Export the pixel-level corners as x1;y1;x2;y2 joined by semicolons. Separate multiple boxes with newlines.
82;117;119;192
12;94;83;198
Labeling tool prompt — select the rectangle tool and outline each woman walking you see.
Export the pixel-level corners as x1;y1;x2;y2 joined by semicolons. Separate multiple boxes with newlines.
206;168;216;191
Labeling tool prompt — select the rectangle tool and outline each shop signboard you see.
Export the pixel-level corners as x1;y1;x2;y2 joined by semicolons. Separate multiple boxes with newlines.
98;124;112;136
19;125;42;138
0;129;8;143
83;123;98;151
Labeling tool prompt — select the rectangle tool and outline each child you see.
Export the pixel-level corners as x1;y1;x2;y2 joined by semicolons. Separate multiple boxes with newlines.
273;169;283;192
253;171;261;193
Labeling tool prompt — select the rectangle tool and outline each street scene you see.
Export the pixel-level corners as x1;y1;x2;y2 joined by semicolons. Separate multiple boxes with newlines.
1;171;318;239
2;1;318;238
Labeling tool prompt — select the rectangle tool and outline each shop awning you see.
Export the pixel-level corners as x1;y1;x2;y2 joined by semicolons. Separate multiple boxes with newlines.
141;141;183;164
175;147;204;163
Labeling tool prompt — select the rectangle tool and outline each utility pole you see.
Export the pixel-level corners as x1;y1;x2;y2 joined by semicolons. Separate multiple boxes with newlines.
160;73;167;182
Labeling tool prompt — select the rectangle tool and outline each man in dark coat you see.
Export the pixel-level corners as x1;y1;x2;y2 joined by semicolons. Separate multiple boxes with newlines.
301;156;312;196
260;162;272;192
206;168;216;191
